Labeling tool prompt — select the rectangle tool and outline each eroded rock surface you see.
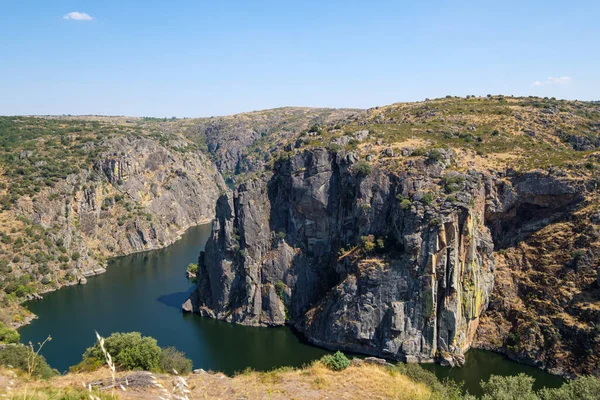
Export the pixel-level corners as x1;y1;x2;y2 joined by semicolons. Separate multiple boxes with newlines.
185;142;599;373
13;136;225;283
185;148;496;363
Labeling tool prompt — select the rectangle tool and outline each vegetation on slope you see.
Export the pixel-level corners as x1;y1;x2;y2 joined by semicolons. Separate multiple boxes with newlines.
0;96;599;382
0;115;221;327
271;95;600;174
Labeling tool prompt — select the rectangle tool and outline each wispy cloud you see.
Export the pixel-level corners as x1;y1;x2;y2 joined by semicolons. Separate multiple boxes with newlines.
63;12;93;21
531;76;572;87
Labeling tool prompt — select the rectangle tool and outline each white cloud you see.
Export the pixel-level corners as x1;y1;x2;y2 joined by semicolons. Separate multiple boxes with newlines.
63;12;93;21
531;76;572;87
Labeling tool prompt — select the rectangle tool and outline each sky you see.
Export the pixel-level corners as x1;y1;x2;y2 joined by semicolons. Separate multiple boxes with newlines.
0;1;598;117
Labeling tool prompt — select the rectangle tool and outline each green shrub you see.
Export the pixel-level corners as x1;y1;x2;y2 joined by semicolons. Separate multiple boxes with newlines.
321;351;350;371
360;235;376;253
159;347;193;375
411;148;427;157
353;161;372;177
422;193;434;205
425;150;444;165
77;332;193;374
0;344;57;378
274;281;286;300
0;321;20;344
327;143;341;152
539;376;600;400
308;125;323;134
442;174;466;193
480;373;538;400
0;259;11;274
80;332;162;372
186;263;199;275
400;199;412;210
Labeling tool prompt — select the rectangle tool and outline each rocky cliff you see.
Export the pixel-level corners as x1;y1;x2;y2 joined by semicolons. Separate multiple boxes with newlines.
184;94;600;373
2;97;599;376
192;107;364;178
474;173;599;377
0;118;225;319
184;147;497;365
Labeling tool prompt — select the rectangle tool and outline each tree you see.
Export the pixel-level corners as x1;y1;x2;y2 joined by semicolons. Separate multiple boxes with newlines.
321;351;350;371
480;374;538;400
0;322;20;344
81;332;161;371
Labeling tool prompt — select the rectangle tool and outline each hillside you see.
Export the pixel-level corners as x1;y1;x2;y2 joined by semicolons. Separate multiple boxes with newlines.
0;116;226;326
0;96;599;379
183;96;600;377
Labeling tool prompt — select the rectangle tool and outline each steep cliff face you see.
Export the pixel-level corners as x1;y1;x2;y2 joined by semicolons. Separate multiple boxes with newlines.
193;108;364;177
185;148;496;365
10;136;225;289
185;139;599;372
474;172;599;377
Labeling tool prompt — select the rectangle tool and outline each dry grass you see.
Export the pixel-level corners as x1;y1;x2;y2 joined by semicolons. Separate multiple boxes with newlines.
0;362;435;400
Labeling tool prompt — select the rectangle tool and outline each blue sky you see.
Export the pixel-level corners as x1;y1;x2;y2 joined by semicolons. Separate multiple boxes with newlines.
0;1;598;117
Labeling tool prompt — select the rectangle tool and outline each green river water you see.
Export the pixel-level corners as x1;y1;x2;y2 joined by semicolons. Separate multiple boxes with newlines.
19;224;563;396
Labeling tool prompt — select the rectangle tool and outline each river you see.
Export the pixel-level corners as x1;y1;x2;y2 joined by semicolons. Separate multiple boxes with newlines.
19;224;563;396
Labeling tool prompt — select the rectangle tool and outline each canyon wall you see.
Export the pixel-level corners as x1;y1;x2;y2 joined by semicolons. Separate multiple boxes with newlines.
185;147;598;372
185;148;496;365
11;136;225;287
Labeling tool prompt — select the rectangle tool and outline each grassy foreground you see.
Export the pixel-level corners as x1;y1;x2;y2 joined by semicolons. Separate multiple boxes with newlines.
0;362;439;400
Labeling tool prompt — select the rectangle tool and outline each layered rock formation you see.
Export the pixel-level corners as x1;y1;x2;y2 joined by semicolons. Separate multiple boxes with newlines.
193;108;364;176
184;135;599;373
474;172;599;377
12;136;225;285
184;148;496;365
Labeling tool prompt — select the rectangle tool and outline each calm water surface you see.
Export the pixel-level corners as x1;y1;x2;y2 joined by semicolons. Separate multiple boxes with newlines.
20;224;563;396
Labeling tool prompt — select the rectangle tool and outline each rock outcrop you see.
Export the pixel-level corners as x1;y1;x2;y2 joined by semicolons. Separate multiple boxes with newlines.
194;108;364;176
12;136;226;284
473;172;599;377
184;142;599;372
184;148;496;364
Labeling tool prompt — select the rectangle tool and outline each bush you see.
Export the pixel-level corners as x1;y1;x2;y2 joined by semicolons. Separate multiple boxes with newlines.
442;174;466;193
360;235;376;253
425;150;444;165
308;125;323;134
159;347;193;375
77;332;193;374
0;321;20;344
353;161;372;177
274;281;286;300
0;259;11;274
80;332;162;372
321;351;350;371
0;345;57;378
186;263;198;275
480;373;538;400
539;376;600;400
422;193;434;205
400;199;412;210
